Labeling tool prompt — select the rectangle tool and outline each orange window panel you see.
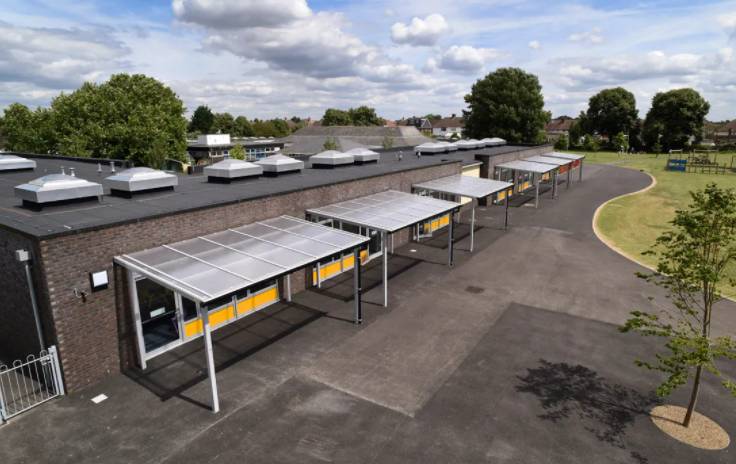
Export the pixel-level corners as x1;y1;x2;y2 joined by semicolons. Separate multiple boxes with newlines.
253;287;278;308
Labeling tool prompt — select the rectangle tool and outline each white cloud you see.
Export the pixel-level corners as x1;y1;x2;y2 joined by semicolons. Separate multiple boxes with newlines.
172;0;311;28
436;45;503;72
390;14;449;46
569;28;603;44
528;40;540;50
0;21;128;89
719;13;736;38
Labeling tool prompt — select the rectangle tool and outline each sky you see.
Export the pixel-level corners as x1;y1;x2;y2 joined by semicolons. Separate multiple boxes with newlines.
1;0;735;121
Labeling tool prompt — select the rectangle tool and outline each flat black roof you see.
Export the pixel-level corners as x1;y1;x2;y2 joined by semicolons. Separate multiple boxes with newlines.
0;145;540;239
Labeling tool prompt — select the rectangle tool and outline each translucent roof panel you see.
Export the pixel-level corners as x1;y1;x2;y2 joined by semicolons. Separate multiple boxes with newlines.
306;190;460;233
115;216;368;303
523;155;573;167
413;175;513;199
494;160;557;174
541;152;585;161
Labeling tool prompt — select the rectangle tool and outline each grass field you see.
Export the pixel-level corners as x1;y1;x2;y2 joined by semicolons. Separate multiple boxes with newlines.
573;150;736;297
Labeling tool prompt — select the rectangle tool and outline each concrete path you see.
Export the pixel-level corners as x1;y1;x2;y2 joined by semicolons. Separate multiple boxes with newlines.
1;164;734;464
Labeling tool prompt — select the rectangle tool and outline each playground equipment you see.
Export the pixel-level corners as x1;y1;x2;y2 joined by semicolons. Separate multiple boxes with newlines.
666;149;731;174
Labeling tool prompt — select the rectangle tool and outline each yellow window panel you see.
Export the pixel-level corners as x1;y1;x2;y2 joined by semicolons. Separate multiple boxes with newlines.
237;297;254;315
209;305;234;328
439;215;450;227
342;255;355;270
184;319;203;338
253;287;278;308
360;249;368;264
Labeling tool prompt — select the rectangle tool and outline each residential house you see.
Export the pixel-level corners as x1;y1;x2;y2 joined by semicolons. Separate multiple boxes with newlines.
431;115;464;139
545;116;576;142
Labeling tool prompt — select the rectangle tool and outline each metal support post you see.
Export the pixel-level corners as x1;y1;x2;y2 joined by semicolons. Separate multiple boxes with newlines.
382;231;388;307
579;160;584;182
0;375;6;423
127;268;147;370
448;211;455;267
504;190;510;229
535;175;540;209
566;166;571;189
553;171;558;199
198;302;220;413
49;345;65;396
285;274;292;302
19;255;45;352
353;247;362;324
470;200;476;252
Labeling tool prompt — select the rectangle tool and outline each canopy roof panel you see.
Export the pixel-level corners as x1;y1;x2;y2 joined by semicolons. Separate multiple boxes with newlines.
523;155;573;167
541;152;585;161
307;190;459;233
114;215;368;303
495;160;557;174
413;175;513;199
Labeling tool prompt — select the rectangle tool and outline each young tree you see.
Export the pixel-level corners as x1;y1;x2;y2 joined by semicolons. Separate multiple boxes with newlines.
463;67;550;143
585;87;638;141
381;135;394;150
554;134;569;150
323;137;338;150
612;132;629;153
189;105;214;134
621;184;736;427
229;143;246;160
642;89;710;151
582;134;600;151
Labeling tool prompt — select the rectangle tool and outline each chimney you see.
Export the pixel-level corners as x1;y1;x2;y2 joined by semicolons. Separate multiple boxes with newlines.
69;167;76;177
110;161;116;173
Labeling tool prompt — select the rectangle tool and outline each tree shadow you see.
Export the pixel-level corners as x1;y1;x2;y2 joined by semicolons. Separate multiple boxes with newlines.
516;359;659;452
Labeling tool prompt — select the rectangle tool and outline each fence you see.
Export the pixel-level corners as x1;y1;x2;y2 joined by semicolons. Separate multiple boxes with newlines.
0;345;64;422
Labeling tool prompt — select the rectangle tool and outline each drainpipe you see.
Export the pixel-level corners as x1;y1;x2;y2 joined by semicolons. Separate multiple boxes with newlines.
15;249;45;352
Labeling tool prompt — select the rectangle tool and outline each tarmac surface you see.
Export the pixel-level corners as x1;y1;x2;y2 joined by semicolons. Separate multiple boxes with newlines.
1;163;734;463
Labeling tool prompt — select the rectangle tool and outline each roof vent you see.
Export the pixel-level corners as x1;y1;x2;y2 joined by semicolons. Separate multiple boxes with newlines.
255;154;304;177
104;167;178;197
456;139;482;150
15;174;103;209
344;148;380;164
436;141;458;152
487;137;507;146
414;142;447;155
0;154;36;172
204;159;263;183
310;150;354;168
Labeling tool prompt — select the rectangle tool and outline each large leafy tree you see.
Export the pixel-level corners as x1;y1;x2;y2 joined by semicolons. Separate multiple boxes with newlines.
348;106;383;126
211;112;235;134
189;105;214;134
321;108;352;126
51;74;187;165
2;104;57;154
463;67;550;143
585;87;638;139
234;116;254;136
621;184;736;427
642;88;710;151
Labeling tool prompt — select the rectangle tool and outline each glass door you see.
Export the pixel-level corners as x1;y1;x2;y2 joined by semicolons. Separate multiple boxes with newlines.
135;278;180;354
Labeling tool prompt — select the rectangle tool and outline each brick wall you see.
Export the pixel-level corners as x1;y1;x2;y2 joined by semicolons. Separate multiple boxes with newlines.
0;229;52;364
36;162;460;392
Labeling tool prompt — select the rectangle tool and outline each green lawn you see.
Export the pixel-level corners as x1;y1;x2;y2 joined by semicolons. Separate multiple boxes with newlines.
570;150;736;298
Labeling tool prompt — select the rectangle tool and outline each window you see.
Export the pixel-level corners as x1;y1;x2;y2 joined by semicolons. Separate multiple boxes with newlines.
135;278;179;352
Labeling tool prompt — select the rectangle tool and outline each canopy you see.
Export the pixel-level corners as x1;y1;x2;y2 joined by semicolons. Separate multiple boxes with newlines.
523;155;572;167
413;175;512;199
495;160;557;174
542;152;585;161
306;190;459;233
115;215;368;303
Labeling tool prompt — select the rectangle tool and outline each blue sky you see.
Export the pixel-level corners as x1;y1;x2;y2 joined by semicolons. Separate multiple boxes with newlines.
1;0;735;121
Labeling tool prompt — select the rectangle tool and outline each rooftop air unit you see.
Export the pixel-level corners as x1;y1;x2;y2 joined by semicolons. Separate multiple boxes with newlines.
0;154;36;171
15;173;103;208
344;148;380;164
310;150;354;168
255;154;304;176
455;139;478;150
103;167;178;197
487;137;507;146
414;142;446;155
204;159;263;183
436;141;458;152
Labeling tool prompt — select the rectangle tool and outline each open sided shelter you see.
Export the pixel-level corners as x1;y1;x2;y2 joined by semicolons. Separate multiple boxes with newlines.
541;152;585;182
114;215;368;413
306;190;460;307
412;175;513;251
494;160;557;208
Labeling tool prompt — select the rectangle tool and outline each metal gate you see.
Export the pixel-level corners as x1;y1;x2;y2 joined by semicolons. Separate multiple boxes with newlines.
0;345;64;422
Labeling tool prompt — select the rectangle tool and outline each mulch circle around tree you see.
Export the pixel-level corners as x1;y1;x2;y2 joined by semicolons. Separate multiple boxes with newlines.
650;405;730;450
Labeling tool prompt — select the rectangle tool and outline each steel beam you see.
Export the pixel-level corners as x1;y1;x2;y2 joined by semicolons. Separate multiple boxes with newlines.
198;301;220;413
353;247;362;324
382;231;388;307
126;268;147;370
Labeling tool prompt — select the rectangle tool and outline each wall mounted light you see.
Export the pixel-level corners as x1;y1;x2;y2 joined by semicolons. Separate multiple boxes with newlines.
89;270;109;291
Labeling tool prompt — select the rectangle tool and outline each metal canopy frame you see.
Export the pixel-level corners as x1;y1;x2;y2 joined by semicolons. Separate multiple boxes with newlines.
412;175;513;252
306;190;460;307
541;152;585;183
494;160;557;208
115;215;368;414
523;155;576;194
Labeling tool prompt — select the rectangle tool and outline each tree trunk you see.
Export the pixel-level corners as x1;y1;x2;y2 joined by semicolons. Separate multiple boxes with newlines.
683;365;703;427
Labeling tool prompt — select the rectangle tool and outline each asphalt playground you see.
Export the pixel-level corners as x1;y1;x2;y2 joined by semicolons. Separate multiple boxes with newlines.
1;163;734;464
